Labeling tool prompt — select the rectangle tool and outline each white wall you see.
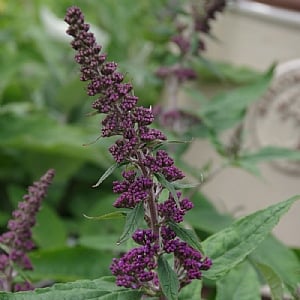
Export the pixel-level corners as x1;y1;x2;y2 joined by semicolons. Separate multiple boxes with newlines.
185;6;300;247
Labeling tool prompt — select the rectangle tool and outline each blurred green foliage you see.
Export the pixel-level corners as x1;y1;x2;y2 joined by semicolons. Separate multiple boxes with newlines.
1;1;300;298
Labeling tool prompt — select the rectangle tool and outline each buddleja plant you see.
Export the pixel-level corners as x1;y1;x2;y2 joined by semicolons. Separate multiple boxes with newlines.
61;7;294;299
1;4;300;300
64;6;212;298
0;169;55;292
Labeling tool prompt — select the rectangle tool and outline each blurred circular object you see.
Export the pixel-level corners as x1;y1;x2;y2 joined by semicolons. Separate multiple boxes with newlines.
247;59;300;175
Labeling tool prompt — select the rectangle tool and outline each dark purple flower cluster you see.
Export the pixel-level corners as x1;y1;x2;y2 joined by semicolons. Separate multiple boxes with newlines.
113;173;153;208
65;6;211;297
0;169;55;292
158;192;193;223
110;229;159;290
142;150;184;182
65;7;166;166
161;226;212;285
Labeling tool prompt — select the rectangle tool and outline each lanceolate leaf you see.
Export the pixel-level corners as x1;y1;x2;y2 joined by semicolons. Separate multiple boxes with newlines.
0;277;142;300
202;195;300;280
156;173;179;205
117;201;144;245
186;191;233;234
93;163;119;187
83;211;127;221
198;72;273;132
78;234;127;252
178;278;202;300
157;255;179;300
28;246;113;281
239;147;300;164
251;235;300;297
216;261;261;300
255;262;284;300
168;221;204;253
32;204;67;249
172;181;201;190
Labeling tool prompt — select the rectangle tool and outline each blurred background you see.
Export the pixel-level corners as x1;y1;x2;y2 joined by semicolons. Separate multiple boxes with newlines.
186;0;300;246
1;0;300;284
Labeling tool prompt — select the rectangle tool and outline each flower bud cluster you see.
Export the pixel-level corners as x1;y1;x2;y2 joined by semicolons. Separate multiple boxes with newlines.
110;229;159;290
158;192;193;223
0;169;55;291
65;6;211;297
113;174;153;208
161;226;212;284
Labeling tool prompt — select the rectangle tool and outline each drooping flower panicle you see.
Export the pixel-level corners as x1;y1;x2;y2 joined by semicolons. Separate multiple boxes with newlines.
65;6;211;297
0;169;55;292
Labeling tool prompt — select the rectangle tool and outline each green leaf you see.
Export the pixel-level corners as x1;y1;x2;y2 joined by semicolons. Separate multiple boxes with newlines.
193;56;224;81
255;262;284;300
233;160;261;177
216;261;261;300
193;60;269;84
0;113;111;181
28;246;114;281
199;72;273;132
117;202;144;245
6;184;26;208
172;181;201;190
202;195;300;280
93;163;119;188
185;192;233;234
32;204;67;249
178;278;202;300
168;221;204;253
158;255;179;300
79;195;124;236
78;234;128;252
251;235;300;296
239;147;300;164
156;173;179;205
83;211;127;221
0;277;142;299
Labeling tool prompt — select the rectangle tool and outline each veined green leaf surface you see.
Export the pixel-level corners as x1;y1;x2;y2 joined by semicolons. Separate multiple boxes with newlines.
0;277;142;300
185;192;233;234
0;114;112;181
255;262;284;300
0;114;107;165
202;195;300;280
168;221;204;253
28;246;113;282
32;204;67;249
216;261;261;300
239;147;300;164
158;255;179;300
156;173;179;205
172;181;201;190
93;163;119;188
83;210;127;221
78;234;128;252
251;235;300;296
179;278;202;300
117;201;144;245
198;72;273;132
193;60;266;84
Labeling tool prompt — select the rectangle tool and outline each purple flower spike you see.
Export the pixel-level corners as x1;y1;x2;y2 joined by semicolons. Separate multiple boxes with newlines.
0;169;55;292
65;6;211;297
